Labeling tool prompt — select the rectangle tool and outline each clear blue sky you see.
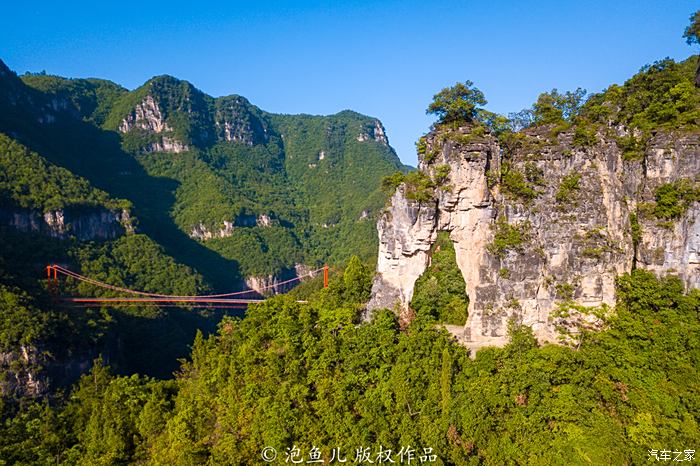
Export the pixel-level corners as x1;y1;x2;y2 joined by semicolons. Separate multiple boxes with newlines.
2;0;698;166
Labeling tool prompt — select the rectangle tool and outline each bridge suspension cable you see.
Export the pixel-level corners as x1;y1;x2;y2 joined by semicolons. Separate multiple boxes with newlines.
46;264;329;307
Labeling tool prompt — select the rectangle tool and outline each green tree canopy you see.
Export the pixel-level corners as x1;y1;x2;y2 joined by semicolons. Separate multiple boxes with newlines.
683;10;700;45
427;81;487;124
531;88;587;125
684;10;700;87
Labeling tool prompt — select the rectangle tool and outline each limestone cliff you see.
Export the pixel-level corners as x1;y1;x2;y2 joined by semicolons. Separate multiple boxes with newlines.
0;207;133;240
245;263;315;296
368;123;700;349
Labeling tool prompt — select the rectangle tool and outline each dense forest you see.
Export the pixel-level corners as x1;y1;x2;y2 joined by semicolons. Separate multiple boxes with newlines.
0;10;699;466
1;265;698;464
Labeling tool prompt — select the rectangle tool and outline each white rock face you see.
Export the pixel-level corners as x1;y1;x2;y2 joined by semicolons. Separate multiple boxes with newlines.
119;95;189;153
356;120;389;145
373;120;389;145
216;119;254;145
190;220;235;240
368;125;700;349
366;187;438;320
1;208;131;240
0;345;47;398
147;136;189;154
245;264;316;296
119;95;170;133
256;214;273;227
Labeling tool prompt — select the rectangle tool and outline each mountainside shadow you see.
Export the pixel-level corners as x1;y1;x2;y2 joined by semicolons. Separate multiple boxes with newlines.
0;109;243;292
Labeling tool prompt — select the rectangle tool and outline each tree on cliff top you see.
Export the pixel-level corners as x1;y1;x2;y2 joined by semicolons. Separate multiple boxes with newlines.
684;10;700;45
427;81;487;124
683;10;700;87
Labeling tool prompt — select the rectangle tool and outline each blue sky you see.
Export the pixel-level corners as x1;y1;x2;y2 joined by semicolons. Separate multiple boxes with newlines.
2;0;698;166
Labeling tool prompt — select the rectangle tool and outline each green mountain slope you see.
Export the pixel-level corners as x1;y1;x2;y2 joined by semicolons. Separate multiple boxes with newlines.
1;60;404;289
0;58;405;395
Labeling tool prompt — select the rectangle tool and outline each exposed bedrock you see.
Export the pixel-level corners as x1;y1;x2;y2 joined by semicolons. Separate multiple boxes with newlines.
368;124;700;348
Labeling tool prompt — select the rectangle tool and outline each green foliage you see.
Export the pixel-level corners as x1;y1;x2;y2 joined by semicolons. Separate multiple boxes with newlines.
555;173;581;204
342;255;372;303
21;74;127;126
651;179;700;220
4;46;700;466
571;121;598;147
500;162;542;203
683;10;700;45
2;270;700;464
583;56;700;131
505;320;538;354
411;232;468;325
0;284;51;350
487;218;530;259
432;164;451;186
513;87;587;128
478;110;512;136
616;133;648;161
0;133;130;212
538;88;586;124
427;81;487;124
403;171;436;203
630;212;642;248
381;171;406;191
415;136;427;156
270;111;405;267
5;65;406;282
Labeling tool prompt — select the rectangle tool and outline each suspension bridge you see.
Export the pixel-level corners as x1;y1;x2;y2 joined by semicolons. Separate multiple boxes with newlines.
46;264;329;308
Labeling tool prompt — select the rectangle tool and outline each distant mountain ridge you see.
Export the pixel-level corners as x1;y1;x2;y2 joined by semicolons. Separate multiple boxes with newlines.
0;59;407;291
0;58;407;389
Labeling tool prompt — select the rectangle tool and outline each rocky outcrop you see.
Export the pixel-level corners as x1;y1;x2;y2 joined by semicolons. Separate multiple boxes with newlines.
190;220;235;240
118;95;190;153
244;264;317;296
214;95;269;146
146;136;189;154
1;337;119;400
119;95;170;133
256;214;273;227
368;124;700;349
189;214;277;240
357;119;389;145
118;88;270;153
0;345;47;398
0;207;132;240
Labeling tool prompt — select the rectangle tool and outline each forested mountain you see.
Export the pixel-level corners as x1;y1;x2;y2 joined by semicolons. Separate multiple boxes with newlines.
2;61;405;287
0;59;404;394
1;13;700;464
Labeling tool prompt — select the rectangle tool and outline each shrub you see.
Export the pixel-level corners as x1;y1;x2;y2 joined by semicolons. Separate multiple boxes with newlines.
501;166;538;203
487;218;530;259
416;137;427;156
381;171;406;191
652;179;700;220
555;173;581;204
433;164;451;186
403;171;436;203
616;134;647;161
572;122;597;147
